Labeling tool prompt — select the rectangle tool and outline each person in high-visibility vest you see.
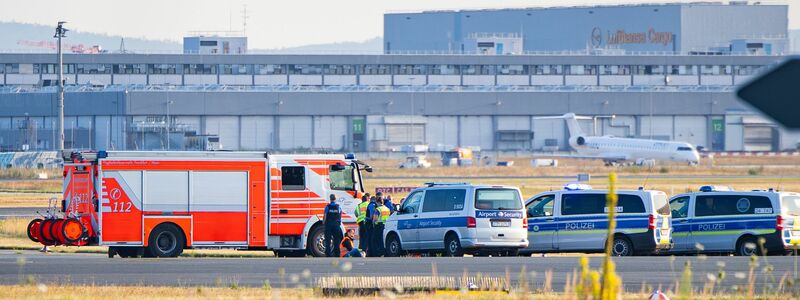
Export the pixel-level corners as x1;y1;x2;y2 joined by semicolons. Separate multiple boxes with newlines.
341;229;362;257
355;195;370;251
372;198;391;257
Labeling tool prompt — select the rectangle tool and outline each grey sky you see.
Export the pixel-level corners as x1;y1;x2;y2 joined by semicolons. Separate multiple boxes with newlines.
0;0;796;49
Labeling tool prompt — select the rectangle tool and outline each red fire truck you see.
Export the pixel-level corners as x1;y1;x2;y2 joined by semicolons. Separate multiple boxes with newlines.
26;151;371;257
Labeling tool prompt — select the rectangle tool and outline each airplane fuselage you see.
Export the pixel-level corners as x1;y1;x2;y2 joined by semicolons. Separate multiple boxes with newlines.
570;135;700;164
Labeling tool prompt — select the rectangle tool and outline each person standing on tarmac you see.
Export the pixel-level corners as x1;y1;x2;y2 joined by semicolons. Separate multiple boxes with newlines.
372;197;391;257
365;195;378;256
355;195;370;251
323;194;343;257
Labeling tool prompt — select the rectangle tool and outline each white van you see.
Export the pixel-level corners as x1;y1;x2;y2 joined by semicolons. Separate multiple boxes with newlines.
669;186;800;256
522;186;672;256
383;183;529;257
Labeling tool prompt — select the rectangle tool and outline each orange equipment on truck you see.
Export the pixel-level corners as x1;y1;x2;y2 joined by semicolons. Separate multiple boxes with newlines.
27;150;372;258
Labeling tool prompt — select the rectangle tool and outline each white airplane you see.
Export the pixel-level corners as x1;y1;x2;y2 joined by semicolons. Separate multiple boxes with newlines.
536;113;701;166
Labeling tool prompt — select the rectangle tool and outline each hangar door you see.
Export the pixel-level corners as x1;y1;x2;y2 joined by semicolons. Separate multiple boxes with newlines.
384;116;425;146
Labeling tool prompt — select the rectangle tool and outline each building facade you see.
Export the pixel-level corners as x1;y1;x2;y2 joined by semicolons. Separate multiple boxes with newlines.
384;2;789;54
0;52;796;153
183;35;248;54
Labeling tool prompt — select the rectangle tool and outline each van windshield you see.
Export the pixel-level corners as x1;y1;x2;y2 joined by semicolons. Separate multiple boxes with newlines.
782;196;800;216
653;194;671;215
474;189;522;210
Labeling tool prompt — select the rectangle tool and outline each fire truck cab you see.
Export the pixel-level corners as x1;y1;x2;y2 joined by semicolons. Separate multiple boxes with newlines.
32;150;370;258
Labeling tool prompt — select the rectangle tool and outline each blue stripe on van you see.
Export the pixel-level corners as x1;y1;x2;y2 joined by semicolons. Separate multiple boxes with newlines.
528;216;650;232
672;216;777;234
398;217;468;230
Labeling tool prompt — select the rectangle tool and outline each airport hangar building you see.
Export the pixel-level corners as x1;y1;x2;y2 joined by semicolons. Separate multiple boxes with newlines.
0;2;795;153
0;53;793;153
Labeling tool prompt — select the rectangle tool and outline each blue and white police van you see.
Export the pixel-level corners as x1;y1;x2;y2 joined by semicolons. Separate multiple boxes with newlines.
668;186;800;256
521;184;672;256
383;183;528;257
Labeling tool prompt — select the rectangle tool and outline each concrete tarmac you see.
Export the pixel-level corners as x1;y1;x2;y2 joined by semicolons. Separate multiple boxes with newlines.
0;207;39;219
1;250;797;293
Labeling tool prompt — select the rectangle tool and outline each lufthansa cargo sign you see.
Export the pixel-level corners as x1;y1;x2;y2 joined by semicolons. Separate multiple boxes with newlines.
591;27;674;47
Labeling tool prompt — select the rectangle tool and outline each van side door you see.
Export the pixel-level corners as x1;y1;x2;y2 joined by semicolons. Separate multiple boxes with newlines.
526;193;557;251
669;196;693;251
557;193;607;251
417;188;467;250
396;191;424;250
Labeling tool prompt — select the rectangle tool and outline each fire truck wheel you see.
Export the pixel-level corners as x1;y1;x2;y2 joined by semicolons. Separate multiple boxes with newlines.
27;219;43;243
307;225;326;257
146;223;185;258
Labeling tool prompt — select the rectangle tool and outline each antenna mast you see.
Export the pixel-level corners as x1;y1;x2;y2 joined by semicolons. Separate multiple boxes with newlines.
241;4;249;36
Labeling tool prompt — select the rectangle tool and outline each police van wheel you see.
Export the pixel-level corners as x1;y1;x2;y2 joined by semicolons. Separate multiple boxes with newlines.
611;236;633;256
736;236;761;256
307;226;327;257
444;234;464;257
146;223;185;258
385;234;402;257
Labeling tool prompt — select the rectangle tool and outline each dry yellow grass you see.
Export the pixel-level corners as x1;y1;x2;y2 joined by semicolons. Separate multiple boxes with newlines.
0;193;60;208
0;180;61;193
0;217;29;238
0;168;61;180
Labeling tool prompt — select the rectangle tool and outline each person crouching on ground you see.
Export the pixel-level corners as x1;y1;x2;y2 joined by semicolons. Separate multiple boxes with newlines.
341;229;362;257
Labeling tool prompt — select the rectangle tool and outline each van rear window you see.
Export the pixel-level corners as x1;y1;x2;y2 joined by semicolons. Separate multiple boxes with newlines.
474;189;522;210
781;196;800;216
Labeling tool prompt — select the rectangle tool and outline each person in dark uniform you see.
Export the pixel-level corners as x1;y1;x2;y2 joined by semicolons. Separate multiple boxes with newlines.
384;194;395;213
365;195;378;256
323;194;343;257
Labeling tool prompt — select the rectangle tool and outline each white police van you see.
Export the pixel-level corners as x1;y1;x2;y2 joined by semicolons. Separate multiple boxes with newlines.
383;183;528;257
668;186;800;256
521;184;672;256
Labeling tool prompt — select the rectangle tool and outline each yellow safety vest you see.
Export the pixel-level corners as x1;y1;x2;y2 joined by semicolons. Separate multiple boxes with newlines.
356;201;369;223
376;205;390;224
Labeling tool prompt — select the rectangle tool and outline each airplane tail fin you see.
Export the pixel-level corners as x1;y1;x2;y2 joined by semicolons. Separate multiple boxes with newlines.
534;113;590;137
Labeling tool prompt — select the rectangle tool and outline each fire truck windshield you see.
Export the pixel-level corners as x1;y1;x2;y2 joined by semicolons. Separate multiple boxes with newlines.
329;164;356;191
